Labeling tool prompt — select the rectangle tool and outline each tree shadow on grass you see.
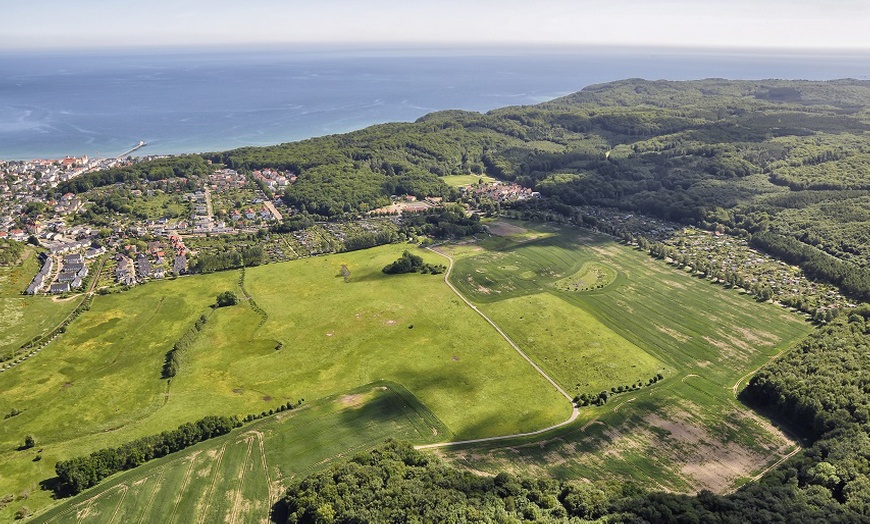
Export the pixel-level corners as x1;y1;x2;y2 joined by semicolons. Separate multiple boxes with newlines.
270;497;289;524
39;476;70;499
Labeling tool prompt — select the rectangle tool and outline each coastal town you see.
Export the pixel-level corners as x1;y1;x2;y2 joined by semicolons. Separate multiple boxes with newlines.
0;154;290;295
0;152;541;297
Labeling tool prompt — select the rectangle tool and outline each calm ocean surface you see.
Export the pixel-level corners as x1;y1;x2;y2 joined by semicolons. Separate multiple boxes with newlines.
1;46;869;160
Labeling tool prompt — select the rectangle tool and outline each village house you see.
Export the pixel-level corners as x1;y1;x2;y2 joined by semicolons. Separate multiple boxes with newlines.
50;282;70;294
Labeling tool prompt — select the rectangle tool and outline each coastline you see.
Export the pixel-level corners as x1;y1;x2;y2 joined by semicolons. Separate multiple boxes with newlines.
2;47;870;161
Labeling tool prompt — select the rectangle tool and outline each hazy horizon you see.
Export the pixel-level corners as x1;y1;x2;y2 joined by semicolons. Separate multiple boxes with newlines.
3;0;869;52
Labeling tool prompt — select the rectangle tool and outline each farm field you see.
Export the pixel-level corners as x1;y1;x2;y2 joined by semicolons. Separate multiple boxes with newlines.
30;383;446;523
437;220;813;491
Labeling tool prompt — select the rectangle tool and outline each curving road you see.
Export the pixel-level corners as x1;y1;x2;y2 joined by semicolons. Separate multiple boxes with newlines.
416;246;579;450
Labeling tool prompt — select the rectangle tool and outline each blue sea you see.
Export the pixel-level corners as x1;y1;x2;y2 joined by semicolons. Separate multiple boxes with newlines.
2;46;869;160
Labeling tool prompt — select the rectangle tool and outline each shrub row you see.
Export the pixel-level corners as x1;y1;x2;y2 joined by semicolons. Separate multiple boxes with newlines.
239;269;268;327
162;313;208;379
574;374;663;407
241;400;302;423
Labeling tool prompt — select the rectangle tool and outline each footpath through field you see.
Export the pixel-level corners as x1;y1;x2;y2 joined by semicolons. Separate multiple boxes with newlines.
416;246;579;450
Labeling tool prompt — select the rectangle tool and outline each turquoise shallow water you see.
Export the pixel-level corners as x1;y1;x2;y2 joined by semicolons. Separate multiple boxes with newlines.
1;46;869;160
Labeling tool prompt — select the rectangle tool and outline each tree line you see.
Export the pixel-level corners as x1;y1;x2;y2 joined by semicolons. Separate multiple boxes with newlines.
55;415;239;495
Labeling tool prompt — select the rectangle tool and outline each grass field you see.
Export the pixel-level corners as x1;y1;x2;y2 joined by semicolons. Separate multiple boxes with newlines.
0;271;239;520
233;244;568;438
437;220;813;492
0;247;81;362
0;221;816;519
0;243;568;521
439;174;496;187
29;383;446;524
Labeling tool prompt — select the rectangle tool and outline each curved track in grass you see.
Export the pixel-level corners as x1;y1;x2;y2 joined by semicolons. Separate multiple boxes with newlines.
416;246;579;450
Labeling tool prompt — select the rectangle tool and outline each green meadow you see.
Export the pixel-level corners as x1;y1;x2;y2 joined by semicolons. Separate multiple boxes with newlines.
439;174;496;187
0;221;814;519
0;243;567;520
0;247;80;362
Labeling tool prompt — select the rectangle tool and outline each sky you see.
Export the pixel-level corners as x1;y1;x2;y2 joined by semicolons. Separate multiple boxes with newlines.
2;0;869;51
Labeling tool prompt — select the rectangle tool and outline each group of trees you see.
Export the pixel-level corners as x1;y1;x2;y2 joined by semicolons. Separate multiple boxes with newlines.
215;291;239;307
188;246;265;274
399;205;485;239
382;251;445;275
341;230;398;252
57;156;212;194
0;239;24;266
55;415;239;494
278;440;617;523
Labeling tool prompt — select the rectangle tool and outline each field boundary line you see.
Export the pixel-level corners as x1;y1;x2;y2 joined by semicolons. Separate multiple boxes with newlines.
417;246;579;450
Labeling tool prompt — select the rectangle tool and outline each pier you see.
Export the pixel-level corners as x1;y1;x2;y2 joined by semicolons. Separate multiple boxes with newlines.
116;140;147;159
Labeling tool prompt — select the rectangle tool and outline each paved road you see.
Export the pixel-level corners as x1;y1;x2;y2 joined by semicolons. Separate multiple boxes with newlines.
417;246;579;450
204;187;214;220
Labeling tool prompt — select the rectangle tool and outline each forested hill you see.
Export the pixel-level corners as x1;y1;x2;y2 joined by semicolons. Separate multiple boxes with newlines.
205;78;870;299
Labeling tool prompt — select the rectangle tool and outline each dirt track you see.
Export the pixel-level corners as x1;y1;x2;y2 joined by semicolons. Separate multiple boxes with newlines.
416;246;579;450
